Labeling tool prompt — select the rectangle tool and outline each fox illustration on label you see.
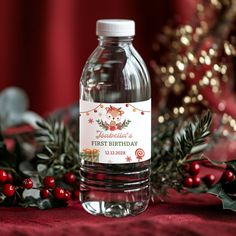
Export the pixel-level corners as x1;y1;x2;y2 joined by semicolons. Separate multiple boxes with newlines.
95;105;131;131
105;106;124;130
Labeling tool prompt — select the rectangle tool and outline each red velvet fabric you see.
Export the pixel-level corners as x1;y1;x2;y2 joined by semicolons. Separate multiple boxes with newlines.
0;192;235;236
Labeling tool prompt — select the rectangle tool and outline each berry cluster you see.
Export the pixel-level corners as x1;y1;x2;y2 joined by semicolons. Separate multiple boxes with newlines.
40;175;71;201
41;172;80;201
0;169;80;202
182;162;236;190
0;170;15;197
182;162;216;188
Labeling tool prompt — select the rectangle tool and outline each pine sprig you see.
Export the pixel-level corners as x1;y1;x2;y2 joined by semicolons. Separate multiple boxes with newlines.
35;119;80;178
176;110;212;160
151;110;212;197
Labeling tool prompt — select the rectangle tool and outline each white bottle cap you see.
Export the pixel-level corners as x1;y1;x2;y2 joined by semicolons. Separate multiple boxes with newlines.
96;19;135;37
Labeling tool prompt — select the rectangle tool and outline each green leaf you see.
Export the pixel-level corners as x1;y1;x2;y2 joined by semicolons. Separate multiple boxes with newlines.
208;183;236;212
45;145;54;155
225;160;236;172
185;155;223;166
37;199;52;210
37;164;47;173
96;119;109;130
59;153;66;163
36;121;50;130
204;156;224;166
19;196;66;210
37;154;50;160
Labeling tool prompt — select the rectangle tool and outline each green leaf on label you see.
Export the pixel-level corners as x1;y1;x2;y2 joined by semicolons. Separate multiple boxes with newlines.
96;119;109;130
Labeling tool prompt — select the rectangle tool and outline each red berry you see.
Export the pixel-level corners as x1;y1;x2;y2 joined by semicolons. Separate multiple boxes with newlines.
203;174;216;186
0;169;7;183
2;184;15;197
64;172;76;184
63;190;71;201
189;162;200;175
43;176;55;189
72;190;80;200
192;175;201;187
40;189;49;199
6;173;13;183
183;177;193;187
141;111;144;115
223;170;235;183
53;187;65;200
126;104;129;107
22;178;33;189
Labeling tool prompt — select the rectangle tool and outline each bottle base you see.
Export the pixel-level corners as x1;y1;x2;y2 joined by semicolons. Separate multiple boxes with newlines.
81;200;149;217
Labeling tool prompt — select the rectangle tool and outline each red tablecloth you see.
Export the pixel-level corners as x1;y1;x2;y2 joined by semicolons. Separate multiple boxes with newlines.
0;192;235;236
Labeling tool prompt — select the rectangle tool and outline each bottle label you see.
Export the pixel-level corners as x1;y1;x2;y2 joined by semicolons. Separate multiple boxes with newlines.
79;99;151;164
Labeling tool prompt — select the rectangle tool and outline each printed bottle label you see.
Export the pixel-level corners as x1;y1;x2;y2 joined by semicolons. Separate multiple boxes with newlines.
79;99;151;164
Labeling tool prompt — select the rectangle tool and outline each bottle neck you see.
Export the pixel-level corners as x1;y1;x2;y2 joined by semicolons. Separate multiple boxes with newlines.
98;36;134;47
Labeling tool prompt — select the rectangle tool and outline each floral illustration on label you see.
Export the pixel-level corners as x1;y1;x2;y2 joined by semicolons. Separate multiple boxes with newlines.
96;105;131;131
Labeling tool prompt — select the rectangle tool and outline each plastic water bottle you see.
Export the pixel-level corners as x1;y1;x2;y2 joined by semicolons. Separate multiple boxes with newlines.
79;19;151;217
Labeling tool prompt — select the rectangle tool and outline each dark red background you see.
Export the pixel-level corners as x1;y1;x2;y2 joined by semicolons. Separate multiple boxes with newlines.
0;0;197;116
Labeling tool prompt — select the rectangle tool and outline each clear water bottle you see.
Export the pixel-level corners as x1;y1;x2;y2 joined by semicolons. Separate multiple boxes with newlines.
79;19;151;217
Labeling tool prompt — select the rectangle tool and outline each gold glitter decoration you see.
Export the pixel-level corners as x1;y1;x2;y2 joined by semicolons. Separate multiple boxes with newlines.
168;66;174;74
189;72;195;79
221;65;227;74
158;116;164;123
184;96;191;104
213;64;220;71
151;0;236;132
206;71;213;77
176;61;185;71
168;75;176;84
187;53;194;61
179;107;185;114
180;73;186;80
209;48;216;56
180;36;190;46
197;4;204;12
173;107;179;115
197;94;203;101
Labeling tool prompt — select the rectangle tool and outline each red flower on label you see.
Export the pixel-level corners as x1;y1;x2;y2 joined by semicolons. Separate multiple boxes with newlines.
109;126;116;131
116;125;121;130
